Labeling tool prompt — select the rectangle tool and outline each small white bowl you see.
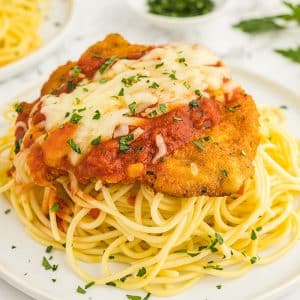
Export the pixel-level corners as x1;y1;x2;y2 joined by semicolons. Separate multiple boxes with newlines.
126;0;232;30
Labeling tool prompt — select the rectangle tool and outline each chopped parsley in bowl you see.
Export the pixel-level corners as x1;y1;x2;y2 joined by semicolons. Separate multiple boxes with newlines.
147;0;215;18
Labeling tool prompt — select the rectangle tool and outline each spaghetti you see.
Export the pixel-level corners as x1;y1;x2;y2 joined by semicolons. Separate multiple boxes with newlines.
0;106;299;296
0;0;48;67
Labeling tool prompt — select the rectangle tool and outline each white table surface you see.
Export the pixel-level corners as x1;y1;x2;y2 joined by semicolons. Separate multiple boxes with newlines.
0;0;299;299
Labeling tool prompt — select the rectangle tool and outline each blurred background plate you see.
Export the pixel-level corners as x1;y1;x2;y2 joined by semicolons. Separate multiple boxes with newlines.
0;0;76;82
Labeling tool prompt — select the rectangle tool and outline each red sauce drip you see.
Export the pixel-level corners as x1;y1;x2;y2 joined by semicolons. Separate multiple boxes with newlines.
75;97;220;184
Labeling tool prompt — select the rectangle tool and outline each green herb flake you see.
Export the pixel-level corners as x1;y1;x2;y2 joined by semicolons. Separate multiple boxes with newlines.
106;281;116;287
4;209;11;214
91;136;101;146
275;47;300;64
76;286;86;294
128;102;137;115
83;87;89;92
143;293;151;300
159;103;167;113
119;134;134;152
99;78;108;84
122;73;147;87
250;256;257;264
14;102;23;113
183;81;191;89
155;62;164;69
251;229;257;240
256;226;263;232
175;249;187;253
194;89;202;97
51;203;61;213
189;100;199;108
126;295;141;300
135;146;143;154
67;139;81;154
120;274;132;282
188;252;200;257
149;82;160;89
67;81;75;92
118;87;125;96
71;66;81;77
215;233;224;245
148;110;158;117
42;256;52;270
137;267;147;277
46;245;53;253
193;140;205;151
168;71;177;80
203;136;211;141
93;110;101;120
203;264;223;270
52;278;56;283
70;113;82;124
85;281;95;289
216;284;222;289
99;56;117;74
178;57;186;63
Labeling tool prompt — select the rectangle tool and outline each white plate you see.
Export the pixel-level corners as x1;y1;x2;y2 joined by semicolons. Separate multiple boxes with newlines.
0;0;76;82
0;67;300;300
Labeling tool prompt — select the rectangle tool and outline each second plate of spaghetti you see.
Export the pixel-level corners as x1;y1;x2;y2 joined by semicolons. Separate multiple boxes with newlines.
0;0;75;81
0;36;299;300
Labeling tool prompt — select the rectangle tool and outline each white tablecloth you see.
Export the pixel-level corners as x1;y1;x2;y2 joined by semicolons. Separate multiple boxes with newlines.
0;0;299;299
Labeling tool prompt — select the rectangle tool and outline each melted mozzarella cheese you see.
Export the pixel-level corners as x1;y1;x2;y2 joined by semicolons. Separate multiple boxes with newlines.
39;43;231;165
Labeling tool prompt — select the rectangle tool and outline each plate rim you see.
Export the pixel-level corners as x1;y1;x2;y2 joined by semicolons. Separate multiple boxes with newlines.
0;0;77;82
0;65;299;300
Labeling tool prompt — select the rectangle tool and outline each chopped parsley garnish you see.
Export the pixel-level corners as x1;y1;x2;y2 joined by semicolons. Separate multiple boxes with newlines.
70;113;82;124
128;102;137;115
173;115;182;122
85;281;95;289
279;105;288;109
67;80;76;91
120;274;132;282
159;103;167;113
92;110;101;120
256;226;263;232
4;209;11;214
51;203;61;213
251;229;257;240
106;281;116;287
188;252;200;257
137;267;147;277
207;232;224;252
99;78;108;84
135;146;143;154
193;140;205;150
14;138;22;154
183;81;191;89
148;110;158;117
227;104;241;112
149;82;160;89
11;245;16;249
65;112;70;118
203;136;211;141
99;55;117;74
83;87;89;92
75;97;81;105
109;255;115;259
126;296;141;300
175;249;187;253
122;74;147;87
118;87;125;96
178;57;186;63
67;139;81;154
155;62;164;69
189;100;199;108
71;66;81;77
194;89;202;97
250;256;257;264
144;293;151;300
42;256;58;271
46;245;53;253
77;107;86;113
76;286;86;294
14;102;22;113
91;136;101;146
119;134;134;152
203;265;223;270
52;278;56;283
168;71;177;80
221;169;228;177
216;284;222;289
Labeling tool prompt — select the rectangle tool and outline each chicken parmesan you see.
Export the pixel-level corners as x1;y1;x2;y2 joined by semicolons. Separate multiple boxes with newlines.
13;34;259;197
